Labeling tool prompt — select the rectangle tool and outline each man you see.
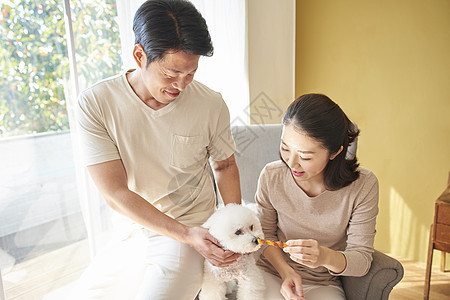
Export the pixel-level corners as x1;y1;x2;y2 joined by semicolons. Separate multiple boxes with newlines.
75;0;241;298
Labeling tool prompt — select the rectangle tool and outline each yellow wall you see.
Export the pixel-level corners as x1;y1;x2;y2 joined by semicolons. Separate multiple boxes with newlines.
295;0;450;263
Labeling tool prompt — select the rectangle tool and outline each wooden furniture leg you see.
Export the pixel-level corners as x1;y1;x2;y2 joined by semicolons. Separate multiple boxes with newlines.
425;172;450;299
441;252;449;272
424;224;434;300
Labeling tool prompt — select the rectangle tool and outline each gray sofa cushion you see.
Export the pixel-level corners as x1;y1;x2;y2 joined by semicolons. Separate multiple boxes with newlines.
231;124;283;204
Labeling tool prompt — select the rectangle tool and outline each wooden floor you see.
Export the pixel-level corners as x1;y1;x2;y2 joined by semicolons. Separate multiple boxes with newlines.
2;241;450;299
3;239;90;300
389;254;450;300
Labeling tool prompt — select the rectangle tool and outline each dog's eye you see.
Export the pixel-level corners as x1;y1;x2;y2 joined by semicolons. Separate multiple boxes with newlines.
250;225;254;231
235;229;242;235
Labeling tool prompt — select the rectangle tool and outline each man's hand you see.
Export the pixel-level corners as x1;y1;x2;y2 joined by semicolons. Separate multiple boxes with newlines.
186;226;241;267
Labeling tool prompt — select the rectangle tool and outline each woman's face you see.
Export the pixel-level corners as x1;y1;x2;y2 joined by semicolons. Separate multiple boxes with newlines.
280;124;341;186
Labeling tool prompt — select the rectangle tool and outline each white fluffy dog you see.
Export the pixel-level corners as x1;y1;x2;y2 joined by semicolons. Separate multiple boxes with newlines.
199;204;265;300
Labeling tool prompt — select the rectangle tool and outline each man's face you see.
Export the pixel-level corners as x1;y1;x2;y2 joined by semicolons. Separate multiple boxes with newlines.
140;50;200;107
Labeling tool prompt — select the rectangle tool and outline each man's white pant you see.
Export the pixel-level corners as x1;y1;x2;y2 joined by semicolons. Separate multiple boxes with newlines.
135;234;204;300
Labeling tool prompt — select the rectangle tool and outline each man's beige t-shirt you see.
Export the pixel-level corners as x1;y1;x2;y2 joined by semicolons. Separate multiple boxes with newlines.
76;71;236;227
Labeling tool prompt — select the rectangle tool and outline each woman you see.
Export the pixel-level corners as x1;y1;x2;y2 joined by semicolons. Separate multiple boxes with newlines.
256;94;379;300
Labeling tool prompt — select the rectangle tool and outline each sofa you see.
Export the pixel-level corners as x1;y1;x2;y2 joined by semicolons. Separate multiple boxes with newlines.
53;124;403;300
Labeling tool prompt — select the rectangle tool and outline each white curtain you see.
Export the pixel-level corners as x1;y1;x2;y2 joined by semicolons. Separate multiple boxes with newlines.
116;0;146;71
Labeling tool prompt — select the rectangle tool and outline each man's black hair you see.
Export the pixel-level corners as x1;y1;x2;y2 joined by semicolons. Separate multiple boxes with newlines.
133;0;213;65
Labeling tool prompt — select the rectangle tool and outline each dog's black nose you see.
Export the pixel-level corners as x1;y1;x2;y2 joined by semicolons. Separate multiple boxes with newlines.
252;237;259;244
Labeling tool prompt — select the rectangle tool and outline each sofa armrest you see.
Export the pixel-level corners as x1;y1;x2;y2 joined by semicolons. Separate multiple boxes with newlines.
341;250;404;300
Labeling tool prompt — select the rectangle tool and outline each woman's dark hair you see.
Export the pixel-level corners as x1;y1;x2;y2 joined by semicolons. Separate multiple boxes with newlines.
282;93;360;190
133;0;213;65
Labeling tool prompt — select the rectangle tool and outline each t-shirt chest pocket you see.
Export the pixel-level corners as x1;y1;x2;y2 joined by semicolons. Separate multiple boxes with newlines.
171;134;207;170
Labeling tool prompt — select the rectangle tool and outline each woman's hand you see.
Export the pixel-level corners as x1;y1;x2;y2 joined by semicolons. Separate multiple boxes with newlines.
284;239;323;268
280;269;305;300
284;239;346;273
185;226;241;267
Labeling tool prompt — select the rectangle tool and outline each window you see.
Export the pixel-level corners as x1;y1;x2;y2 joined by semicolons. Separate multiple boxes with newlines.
0;1;69;137
0;0;121;298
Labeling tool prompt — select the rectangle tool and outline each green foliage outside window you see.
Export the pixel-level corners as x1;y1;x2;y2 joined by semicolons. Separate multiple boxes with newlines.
0;0;121;137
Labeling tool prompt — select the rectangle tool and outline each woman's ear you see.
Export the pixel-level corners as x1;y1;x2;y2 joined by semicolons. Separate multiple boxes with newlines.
133;44;146;68
330;146;344;160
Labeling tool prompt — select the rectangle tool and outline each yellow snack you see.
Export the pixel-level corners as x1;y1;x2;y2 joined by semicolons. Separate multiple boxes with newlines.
256;238;287;248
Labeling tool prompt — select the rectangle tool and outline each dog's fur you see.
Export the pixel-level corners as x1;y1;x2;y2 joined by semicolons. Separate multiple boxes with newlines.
199;204;265;300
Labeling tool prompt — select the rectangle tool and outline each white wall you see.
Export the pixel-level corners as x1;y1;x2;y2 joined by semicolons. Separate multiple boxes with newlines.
247;0;296;124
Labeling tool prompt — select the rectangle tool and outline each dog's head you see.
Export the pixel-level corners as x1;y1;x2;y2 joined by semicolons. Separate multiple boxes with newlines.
203;203;264;254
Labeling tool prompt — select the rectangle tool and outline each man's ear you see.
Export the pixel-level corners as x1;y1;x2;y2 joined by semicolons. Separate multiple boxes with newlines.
133;44;146;68
330;146;344;160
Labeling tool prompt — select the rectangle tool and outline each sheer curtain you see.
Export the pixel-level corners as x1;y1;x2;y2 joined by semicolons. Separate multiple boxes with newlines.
116;1;145;71
64;0;123;259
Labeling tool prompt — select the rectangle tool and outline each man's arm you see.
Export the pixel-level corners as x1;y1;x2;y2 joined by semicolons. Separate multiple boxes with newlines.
87;159;239;266
210;154;241;205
